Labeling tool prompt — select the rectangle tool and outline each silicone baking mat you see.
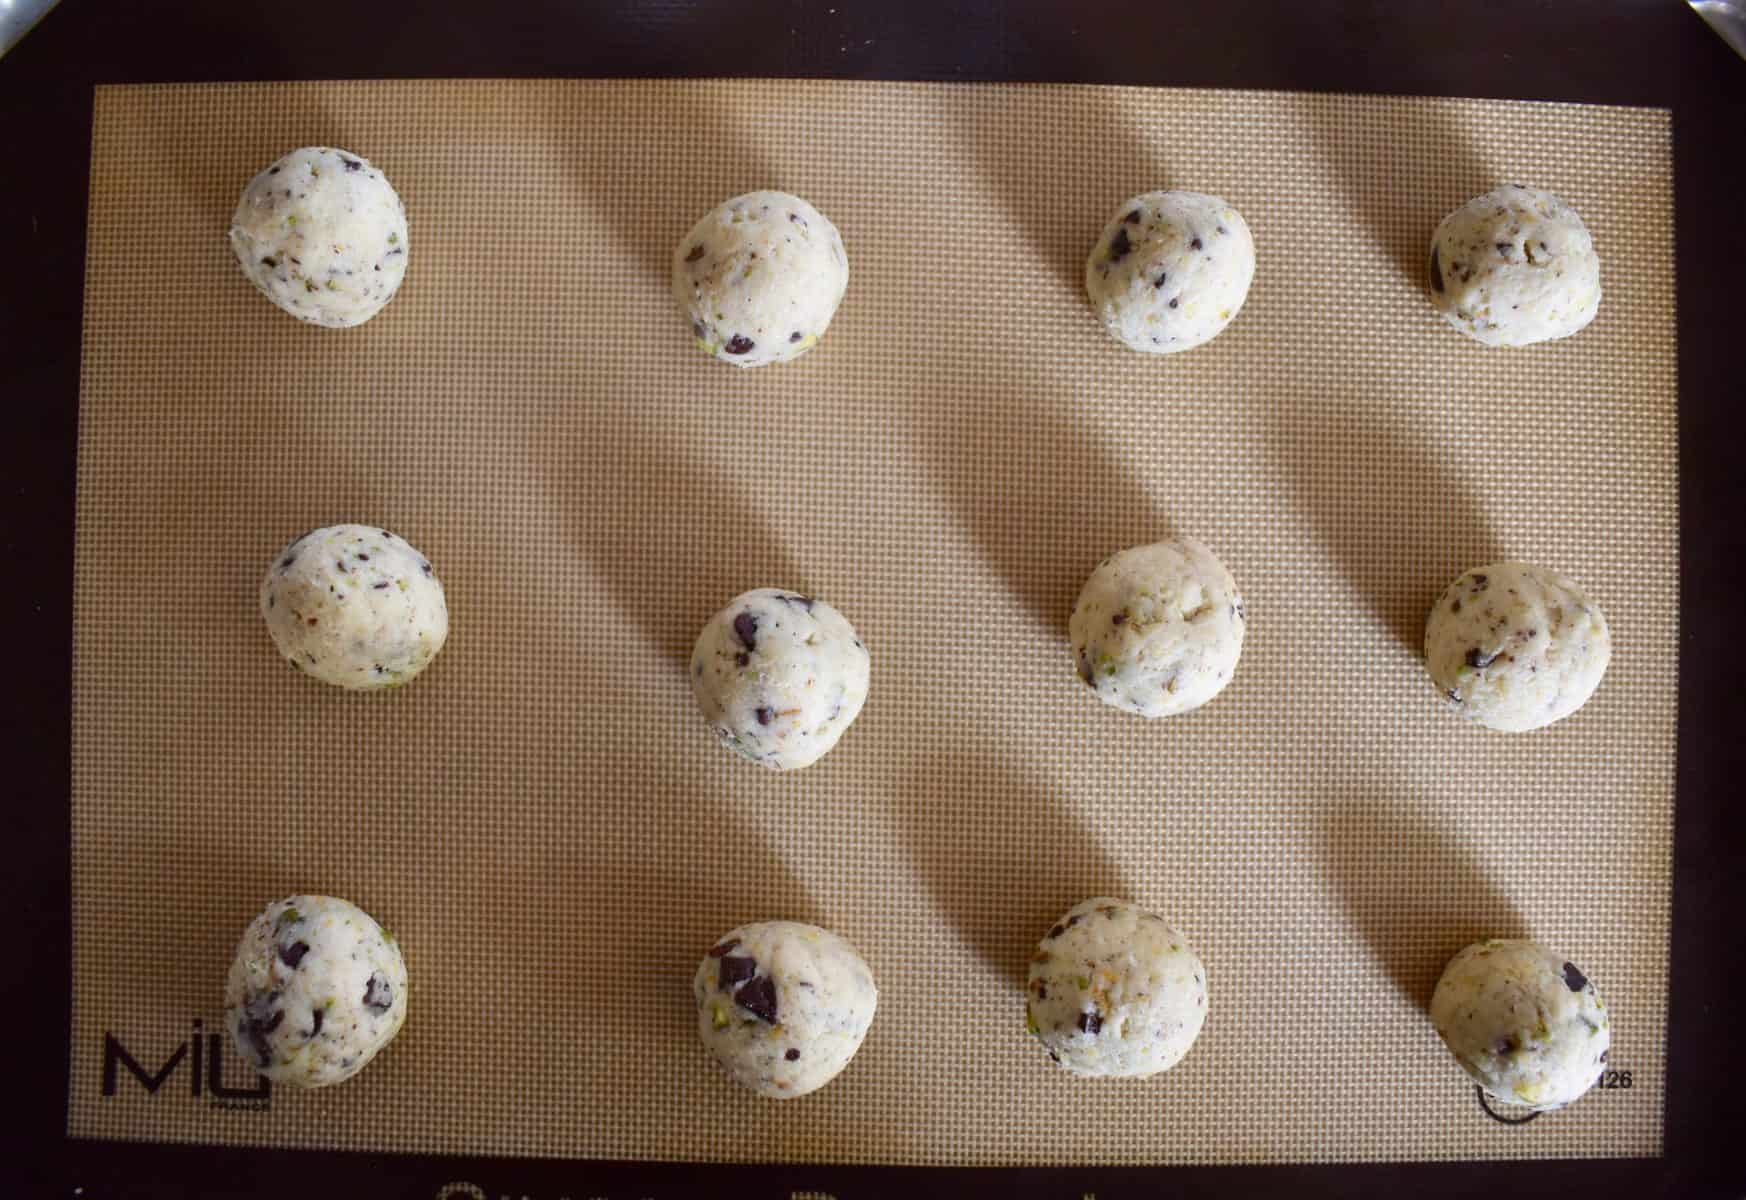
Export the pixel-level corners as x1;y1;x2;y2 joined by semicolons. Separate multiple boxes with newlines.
68;79;1675;1165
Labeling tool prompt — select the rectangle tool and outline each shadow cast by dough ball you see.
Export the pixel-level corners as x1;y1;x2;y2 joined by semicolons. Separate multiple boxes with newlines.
1320;789;1528;1010
894;752;1129;991
1262;388;1502;655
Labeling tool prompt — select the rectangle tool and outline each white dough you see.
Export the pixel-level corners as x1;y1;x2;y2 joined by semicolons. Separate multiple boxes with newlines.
229;147;409;328
672;191;848;367
694;920;878;1099
1431;939;1610;1112
1424;561;1610;732
224;894;408;1088
1026;898;1208;1078
691;588;870;769
260;524;449;690
1070;537;1246;718
1084;190;1255;354
1429;185;1600;347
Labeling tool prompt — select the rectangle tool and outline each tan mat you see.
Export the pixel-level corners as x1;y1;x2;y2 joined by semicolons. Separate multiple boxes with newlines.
69;79;1676;1165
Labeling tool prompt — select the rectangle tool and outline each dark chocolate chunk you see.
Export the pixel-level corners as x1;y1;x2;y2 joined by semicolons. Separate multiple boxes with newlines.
1168;297;1179;309
1068;913;1084;927
785;1048;801;1061
733;611;759;651
1495;1035;1518;1056
1429;245;1444;293
1562;961;1589;992
260;256;279;269
1077;1011;1103;1034
1076;650;1094;686
1112;613;1128;625
789;211;808;228
280;554;297;569
1452;598;1462;613
735;974;779;1023
341;156;362;171
420;561;432;576
1122;209;1142;225
718;954;757;989
707;938;741;958
1472;573;1489;588
362;973;394;1013
1496;242;1513;258
238;998;285;1067
1153;272;1167;289
1108;227;1132;262
755;707;775;726
278;940;310;968
1048;1050;1060;1062
372;581;390;590
1190;236;1203;251
269;166;281;175
1466;648;1500;669
724;335;756;355
790;331;804;342
1217;224;1228;235
734;651;750;669
308;1007;324;1038
335;560;347;572
685;244;706;263
1048;924;1065;939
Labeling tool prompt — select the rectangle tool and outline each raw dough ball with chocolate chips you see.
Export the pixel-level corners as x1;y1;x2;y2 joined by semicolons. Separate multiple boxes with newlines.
1070;536;1246;718
1424;561;1610;732
672;191;848;367
1431;939;1610;1112
1026;898;1208;1078
229;146;410;328
224;894;408;1088
260;524;449;690
694;920;878;1099
1084;190;1255;354
691;588;870;769
1429;185;1601;347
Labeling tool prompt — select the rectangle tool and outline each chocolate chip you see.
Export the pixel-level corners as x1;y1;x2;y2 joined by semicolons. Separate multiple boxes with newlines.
269;166;281;175
735;652;750;668
1077;1012;1103;1034
755;707;774;726
1048;1050;1060;1062
1112;613;1127;625
341;156;362;171
278;941;310;968
1599;1049;1608;1063
260;256;279;269
735;974;779;1023
1190;236;1203;251
1495;1035;1517;1056
788;211;808;229
1076;650;1094;686
362;973;393;1013
707;938;741;958
718;955;757;990
1217;224;1228;236
308;1007;324;1037
724;335;756;355
373;581;389;590
1562;961;1589;992
685;244;706;263
784;1048;801;1061
1108;227;1132;262
1496;242;1513;258
1452;598;1462;613
1122;209;1142;224
1068;914;1084;927
1429;245;1444;293
1168;297;1179;309
733;612;759;651
1466;648;1500;669
790;331;804;342
1472;573;1489;588
279;555;297;569
420;561;432;576
1153;272;1167;289
1048;924;1065;939
239;998;284;1068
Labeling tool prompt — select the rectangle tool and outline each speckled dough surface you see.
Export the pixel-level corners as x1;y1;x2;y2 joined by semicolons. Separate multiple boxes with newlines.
1084;190;1255;354
1025;898;1208;1078
228;146;409;328
260;524;449;690
224;895;408;1088
1431;939;1610;1113
1070;536;1246;718
691;588;870;769
694;920;878;1099
1428;185;1601;347
672;191;848;367
1423;561;1610;732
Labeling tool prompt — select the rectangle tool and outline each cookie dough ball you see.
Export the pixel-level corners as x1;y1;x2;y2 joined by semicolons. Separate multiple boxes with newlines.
1429;185;1600;347
260;524;449;690
673;191;848;367
1070;536;1246;718
1431;939;1610;1112
1026;898;1208;1078
1424;561;1610;732
229;147;410;328
691;588;870;769
694;920;878;1099
224;895;408;1088
1085;190;1255;354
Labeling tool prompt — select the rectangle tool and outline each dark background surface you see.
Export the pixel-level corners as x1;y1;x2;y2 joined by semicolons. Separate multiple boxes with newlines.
4;2;1743;1196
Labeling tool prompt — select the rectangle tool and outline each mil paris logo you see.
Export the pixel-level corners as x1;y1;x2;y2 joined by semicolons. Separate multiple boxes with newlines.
102;1019;272;1111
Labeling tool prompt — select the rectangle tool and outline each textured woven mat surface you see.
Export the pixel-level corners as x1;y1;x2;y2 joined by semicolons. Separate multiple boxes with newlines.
69;79;1674;1164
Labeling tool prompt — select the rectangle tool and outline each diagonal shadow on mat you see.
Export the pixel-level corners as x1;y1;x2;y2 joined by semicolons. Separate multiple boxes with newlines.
1319;787;1528;1010
894;751;1129;991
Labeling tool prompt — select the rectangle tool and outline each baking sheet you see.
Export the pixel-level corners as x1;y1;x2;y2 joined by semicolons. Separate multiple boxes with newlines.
68;78;1675;1164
